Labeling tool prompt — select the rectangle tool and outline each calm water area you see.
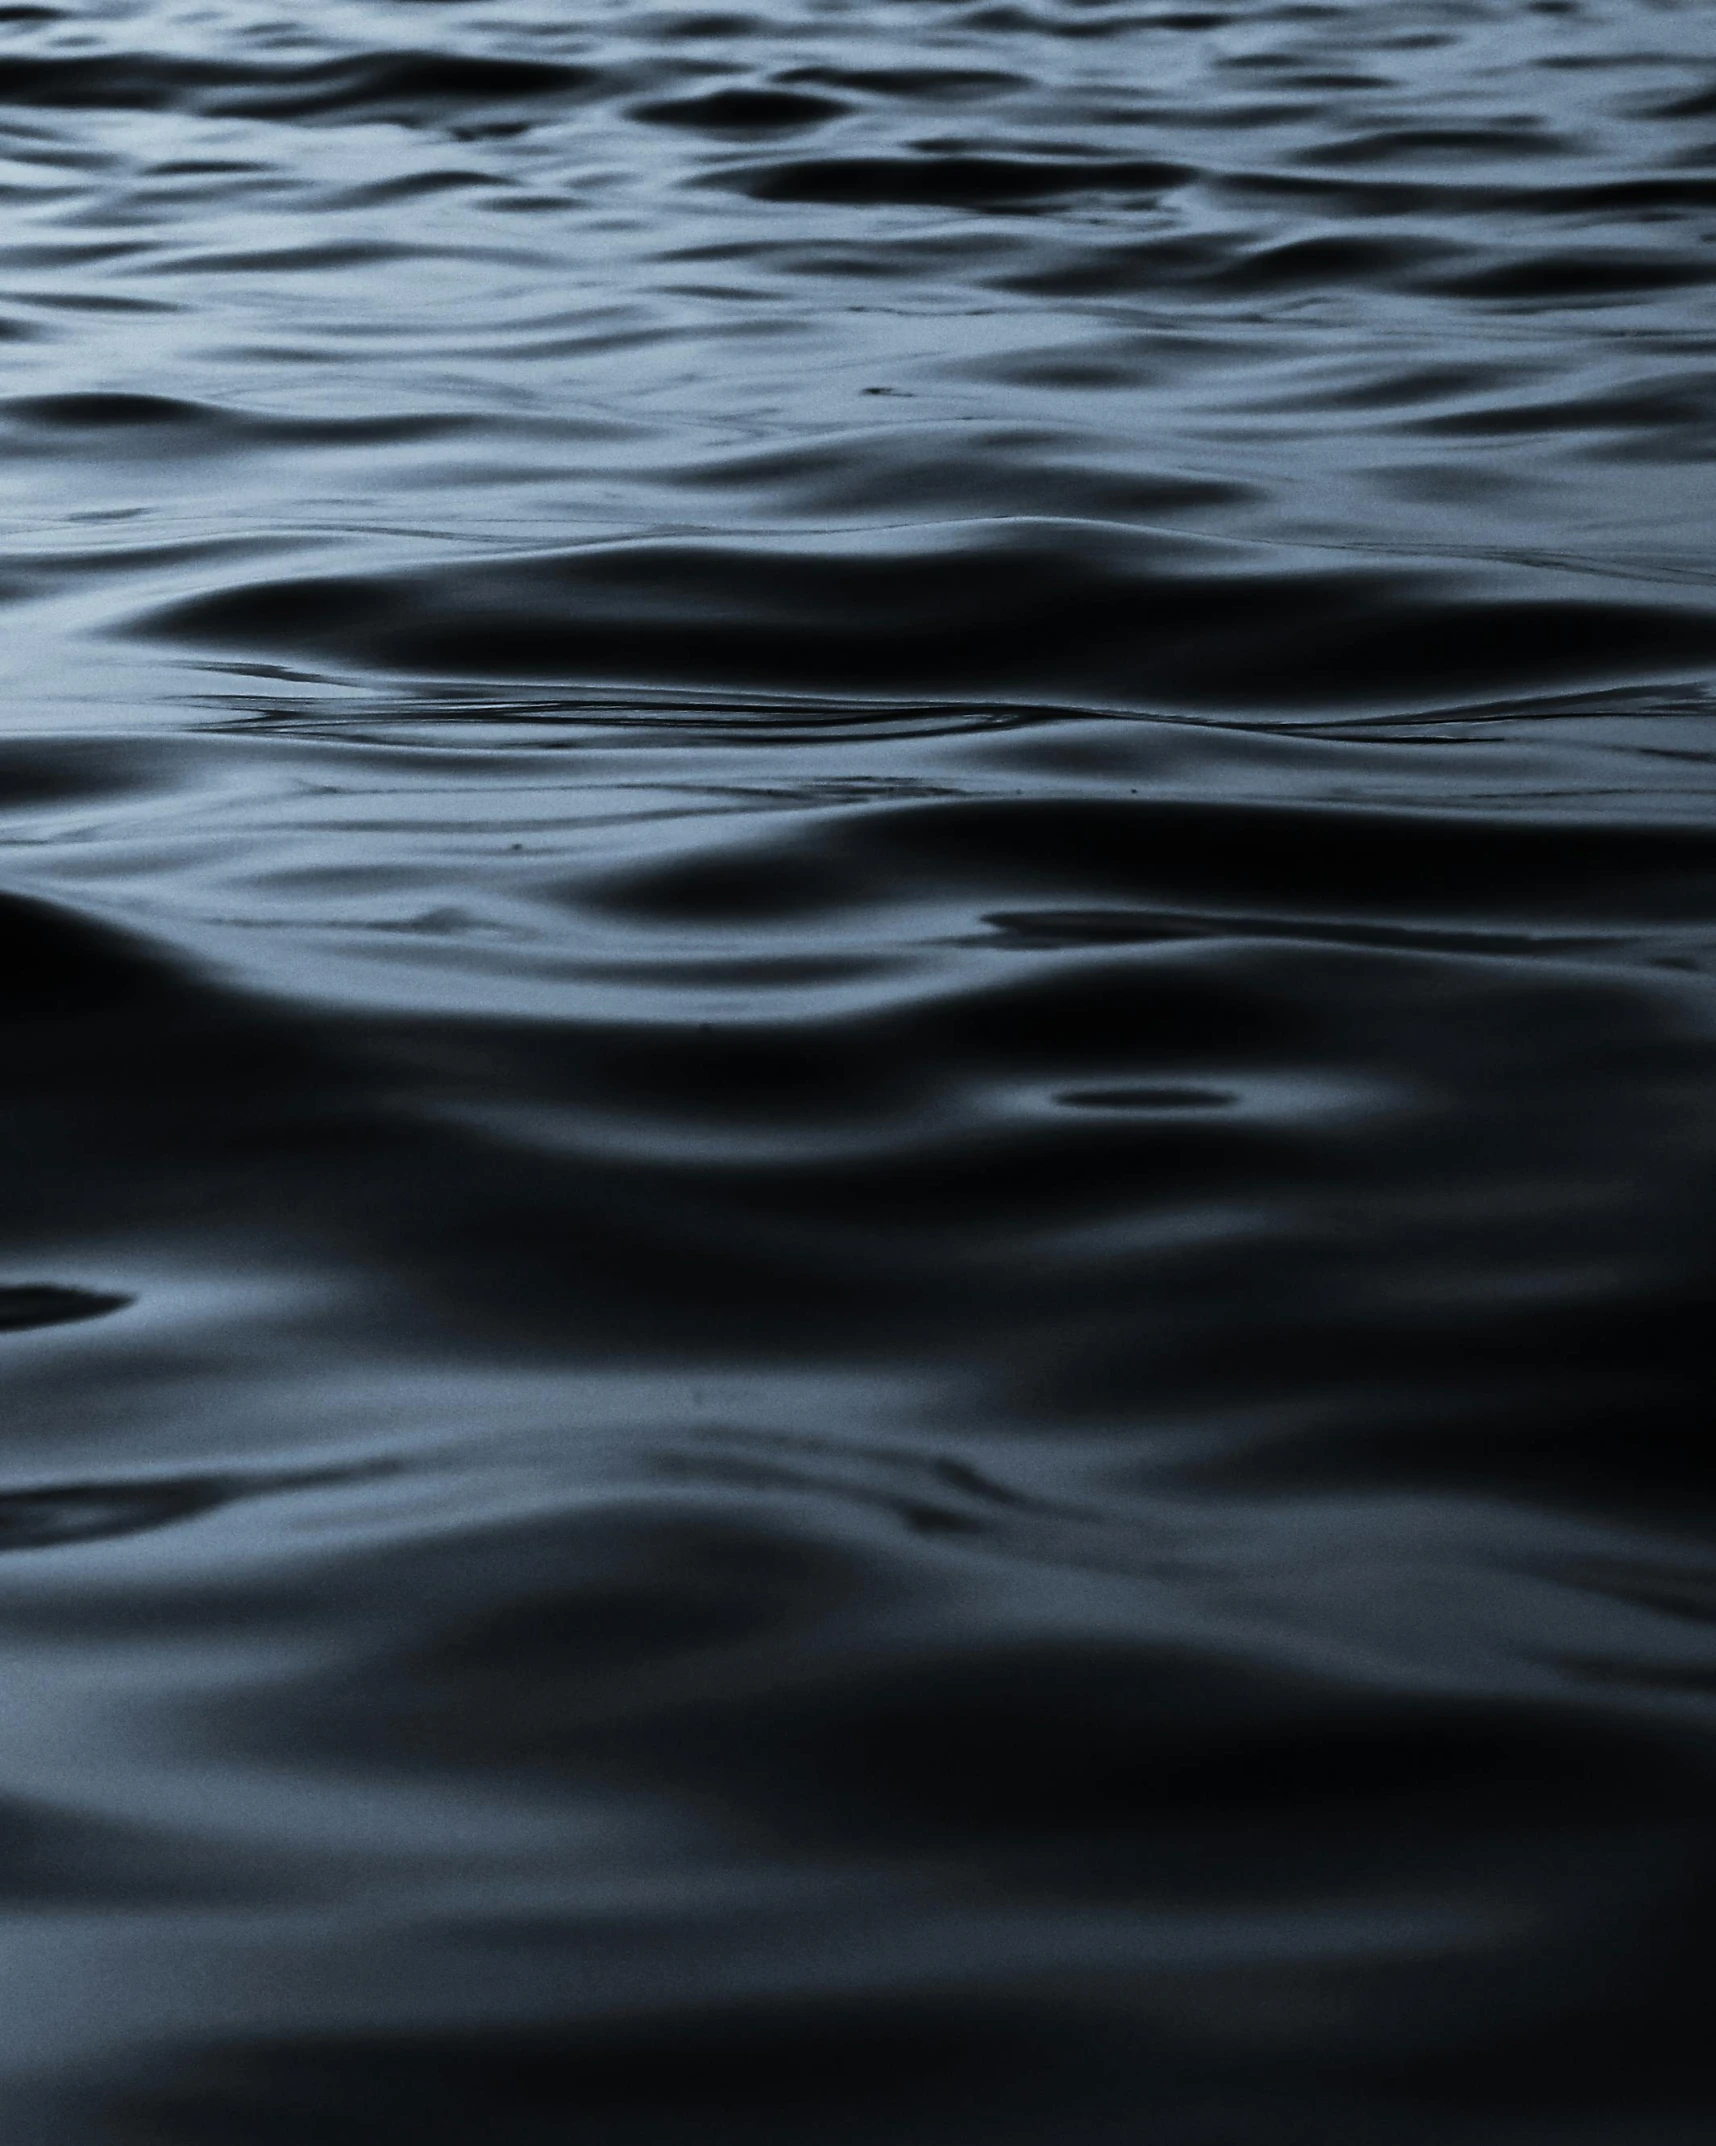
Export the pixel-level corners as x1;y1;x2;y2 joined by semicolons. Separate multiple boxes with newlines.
4;1;1716;2138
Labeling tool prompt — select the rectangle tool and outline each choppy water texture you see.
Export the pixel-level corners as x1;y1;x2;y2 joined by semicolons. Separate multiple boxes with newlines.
4;0;1716;2138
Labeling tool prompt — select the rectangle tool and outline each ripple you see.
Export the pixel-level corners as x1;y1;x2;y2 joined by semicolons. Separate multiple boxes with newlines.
1060;1084;1235;1110
632;86;849;134
0;50;604;123
0;1284;131;1333
129;527;1716;716
718;153;1192;205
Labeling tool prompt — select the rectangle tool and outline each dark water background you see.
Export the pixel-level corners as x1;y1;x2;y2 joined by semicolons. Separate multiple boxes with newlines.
5;0;1716;2137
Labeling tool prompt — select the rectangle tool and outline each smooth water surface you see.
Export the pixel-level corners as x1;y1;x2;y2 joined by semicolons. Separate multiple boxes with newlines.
4;1;1716;2138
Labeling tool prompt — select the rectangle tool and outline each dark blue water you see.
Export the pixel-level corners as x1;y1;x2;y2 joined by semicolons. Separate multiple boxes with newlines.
5;2;1716;2138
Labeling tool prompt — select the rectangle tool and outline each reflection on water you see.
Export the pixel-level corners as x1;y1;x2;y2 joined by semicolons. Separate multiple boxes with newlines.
4;0;1716;2138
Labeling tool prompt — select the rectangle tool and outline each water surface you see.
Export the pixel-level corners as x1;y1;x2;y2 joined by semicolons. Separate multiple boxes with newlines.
4;2;1716;2139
